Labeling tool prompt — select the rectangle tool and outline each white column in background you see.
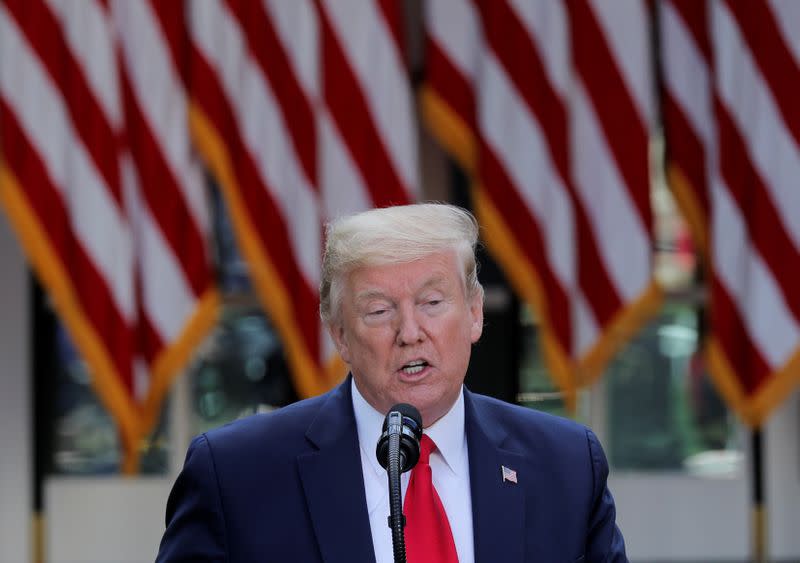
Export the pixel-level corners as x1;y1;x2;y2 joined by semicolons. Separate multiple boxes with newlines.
0;210;32;562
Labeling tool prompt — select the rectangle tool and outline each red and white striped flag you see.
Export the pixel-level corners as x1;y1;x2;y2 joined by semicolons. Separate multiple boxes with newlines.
0;0;218;471
187;0;418;398
422;0;661;406
660;0;800;425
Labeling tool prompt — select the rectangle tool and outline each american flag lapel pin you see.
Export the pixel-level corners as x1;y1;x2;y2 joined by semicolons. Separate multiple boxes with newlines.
501;465;517;484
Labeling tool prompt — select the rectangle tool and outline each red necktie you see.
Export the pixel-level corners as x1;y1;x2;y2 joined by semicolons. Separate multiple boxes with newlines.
404;434;459;563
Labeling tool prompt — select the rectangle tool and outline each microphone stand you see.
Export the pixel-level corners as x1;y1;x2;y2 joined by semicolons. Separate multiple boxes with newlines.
386;418;407;563
377;405;421;563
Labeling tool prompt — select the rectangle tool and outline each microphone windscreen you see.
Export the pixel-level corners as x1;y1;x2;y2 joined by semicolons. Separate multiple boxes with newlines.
377;403;423;472
383;403;422;431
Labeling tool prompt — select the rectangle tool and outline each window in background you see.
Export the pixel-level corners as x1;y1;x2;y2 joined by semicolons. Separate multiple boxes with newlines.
605;301;740;475
187;186;297;436
517;178;740;476
49;324;169;475
517;304;572;420
604;183;740;476
189;298;297;435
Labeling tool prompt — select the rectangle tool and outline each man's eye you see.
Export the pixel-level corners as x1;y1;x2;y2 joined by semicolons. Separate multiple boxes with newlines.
368;309;388;317
423;298;445;309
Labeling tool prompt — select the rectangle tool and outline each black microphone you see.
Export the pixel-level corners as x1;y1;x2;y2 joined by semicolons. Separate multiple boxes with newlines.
376;403;423;473
376;403;423;563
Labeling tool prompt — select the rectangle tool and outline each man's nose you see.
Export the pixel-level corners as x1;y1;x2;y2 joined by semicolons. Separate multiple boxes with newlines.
395;305;425;345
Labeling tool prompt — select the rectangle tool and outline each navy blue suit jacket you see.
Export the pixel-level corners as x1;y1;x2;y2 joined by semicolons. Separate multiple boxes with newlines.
157;378;627;562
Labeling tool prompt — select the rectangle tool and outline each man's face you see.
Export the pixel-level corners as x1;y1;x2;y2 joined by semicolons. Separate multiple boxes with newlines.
329;250;483;427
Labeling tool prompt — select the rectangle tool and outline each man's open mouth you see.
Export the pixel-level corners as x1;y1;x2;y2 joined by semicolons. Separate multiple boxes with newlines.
400;359;429;375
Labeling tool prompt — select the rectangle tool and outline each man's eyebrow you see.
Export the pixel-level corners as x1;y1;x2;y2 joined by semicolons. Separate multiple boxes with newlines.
354;275;452;302
420;275;447;289
354;289;390;302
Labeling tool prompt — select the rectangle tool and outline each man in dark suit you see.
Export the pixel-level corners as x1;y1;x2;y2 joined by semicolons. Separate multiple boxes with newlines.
157;203;627;562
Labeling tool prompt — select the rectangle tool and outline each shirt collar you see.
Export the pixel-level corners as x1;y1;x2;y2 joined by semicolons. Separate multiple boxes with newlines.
423;388;467;478
351;378;467;479
352;378;388;478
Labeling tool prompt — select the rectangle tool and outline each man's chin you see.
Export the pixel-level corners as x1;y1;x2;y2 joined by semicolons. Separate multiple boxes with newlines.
405;393;458;428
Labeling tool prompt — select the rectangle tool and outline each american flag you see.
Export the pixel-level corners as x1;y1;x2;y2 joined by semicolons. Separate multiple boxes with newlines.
0;0;218;471
501;465;518;484
0;0;420;472
421;0;662;407
660;0;800;425
186;0;419;398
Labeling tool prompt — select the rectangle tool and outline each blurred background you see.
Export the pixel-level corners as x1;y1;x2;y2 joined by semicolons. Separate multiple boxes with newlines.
0;0;799;561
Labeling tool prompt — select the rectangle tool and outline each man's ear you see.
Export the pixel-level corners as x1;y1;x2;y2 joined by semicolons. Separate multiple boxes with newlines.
328;322;351;364
469;292;484;343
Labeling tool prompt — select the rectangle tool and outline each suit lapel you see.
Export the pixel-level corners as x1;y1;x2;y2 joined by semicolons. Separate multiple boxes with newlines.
465;391;526;563
297;378;376;563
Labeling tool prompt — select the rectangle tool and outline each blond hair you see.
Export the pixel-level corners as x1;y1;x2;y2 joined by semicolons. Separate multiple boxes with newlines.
320;203;483;324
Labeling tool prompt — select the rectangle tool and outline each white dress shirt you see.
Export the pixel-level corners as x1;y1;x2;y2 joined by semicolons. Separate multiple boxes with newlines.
352;379;474;563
